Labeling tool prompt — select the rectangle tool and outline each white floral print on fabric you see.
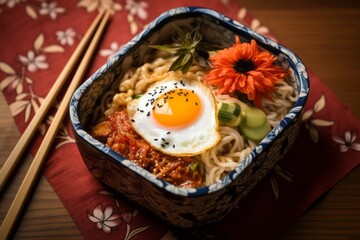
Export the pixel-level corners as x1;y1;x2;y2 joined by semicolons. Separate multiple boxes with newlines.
77;0;122;13
270;164;293;200
0;29;75;147
237;8;270;36
88;204;122;234
302;94;335;143
19;50;49;72
0;33;64;122
332;131;360;153
124;0;149;35
125;0;148;20
56;28;76;46
100;41;123;60
0;0;21;8
93;190;151;237
39;1;65;20
0;1;63;20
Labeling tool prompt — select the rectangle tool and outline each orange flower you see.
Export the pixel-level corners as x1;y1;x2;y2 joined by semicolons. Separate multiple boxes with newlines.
204;37;288;107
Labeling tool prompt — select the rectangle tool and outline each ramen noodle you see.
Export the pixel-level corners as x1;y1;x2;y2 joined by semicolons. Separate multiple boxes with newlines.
91;41;298;187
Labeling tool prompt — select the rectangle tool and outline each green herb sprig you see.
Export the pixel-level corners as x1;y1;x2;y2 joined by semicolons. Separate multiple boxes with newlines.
150;25;219;74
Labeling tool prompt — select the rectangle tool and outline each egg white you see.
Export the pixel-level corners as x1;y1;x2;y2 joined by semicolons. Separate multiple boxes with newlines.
127;78;220;156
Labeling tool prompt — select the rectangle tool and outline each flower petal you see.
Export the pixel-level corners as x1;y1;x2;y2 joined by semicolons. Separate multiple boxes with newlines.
339;144;349;153
27;63;37;72
88;214;100;223
103;225;112;234
309;126;319;143
105;219;122;227
332;135;345;144
92;204;104;219
103;205;114;220
310;119;334;127
344;131;352;143
350;143;360;151
19;55;29;64
313;94;326;112
302;109;313;121
96;222;103;230
36;62;49;70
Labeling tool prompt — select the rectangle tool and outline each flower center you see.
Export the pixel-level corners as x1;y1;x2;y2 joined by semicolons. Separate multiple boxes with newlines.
233;59;256;74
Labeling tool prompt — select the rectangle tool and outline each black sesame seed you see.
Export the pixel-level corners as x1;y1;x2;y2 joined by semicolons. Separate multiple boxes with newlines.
166;131;171;134
131;119;135;122
161;144;165;148
154;138;158;141
147;111;150;116
173;144;175;148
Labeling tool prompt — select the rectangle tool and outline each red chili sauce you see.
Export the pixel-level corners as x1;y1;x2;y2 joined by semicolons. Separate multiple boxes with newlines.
91;110;204;188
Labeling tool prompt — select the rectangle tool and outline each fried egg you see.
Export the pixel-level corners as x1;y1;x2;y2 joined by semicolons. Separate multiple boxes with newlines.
127;78;220;156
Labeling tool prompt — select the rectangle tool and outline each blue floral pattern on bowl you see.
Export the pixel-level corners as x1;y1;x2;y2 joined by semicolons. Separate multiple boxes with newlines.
69;7;309;227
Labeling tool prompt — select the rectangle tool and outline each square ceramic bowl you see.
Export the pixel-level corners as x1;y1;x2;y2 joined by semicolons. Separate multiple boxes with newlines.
69;7;309;227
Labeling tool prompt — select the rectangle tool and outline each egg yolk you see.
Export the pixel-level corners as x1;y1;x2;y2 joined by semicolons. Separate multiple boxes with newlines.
153;88;202;128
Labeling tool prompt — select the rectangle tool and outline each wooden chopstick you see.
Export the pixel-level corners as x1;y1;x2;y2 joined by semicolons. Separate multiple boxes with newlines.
0;10;107;193
0;10;111;238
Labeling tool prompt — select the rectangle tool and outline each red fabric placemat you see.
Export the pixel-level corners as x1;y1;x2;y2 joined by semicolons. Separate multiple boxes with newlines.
1;1;359;239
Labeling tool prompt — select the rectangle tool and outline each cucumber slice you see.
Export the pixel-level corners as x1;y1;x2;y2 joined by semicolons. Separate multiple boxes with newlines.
240;120;271;142
242;106;267;128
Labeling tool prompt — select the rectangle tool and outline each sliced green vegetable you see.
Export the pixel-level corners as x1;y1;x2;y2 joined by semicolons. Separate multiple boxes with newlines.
217;100;271;142
218;102;242;127
240;120;271;142
240;105;271;142
242;105;267;128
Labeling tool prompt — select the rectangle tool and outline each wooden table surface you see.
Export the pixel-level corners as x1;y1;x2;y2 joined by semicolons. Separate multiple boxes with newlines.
1;1;359;239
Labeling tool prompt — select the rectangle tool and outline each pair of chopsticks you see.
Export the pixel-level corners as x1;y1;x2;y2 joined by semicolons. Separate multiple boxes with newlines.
0;10;111;238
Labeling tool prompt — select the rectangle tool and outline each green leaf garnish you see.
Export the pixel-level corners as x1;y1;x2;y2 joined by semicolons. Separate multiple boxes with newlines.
150;25;220;74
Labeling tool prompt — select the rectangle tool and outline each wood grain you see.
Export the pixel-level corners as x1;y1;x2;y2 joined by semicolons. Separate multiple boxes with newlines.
0;1;359;239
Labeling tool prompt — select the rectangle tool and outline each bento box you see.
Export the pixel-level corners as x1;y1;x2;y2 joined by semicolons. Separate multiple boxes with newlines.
69;7;309;227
